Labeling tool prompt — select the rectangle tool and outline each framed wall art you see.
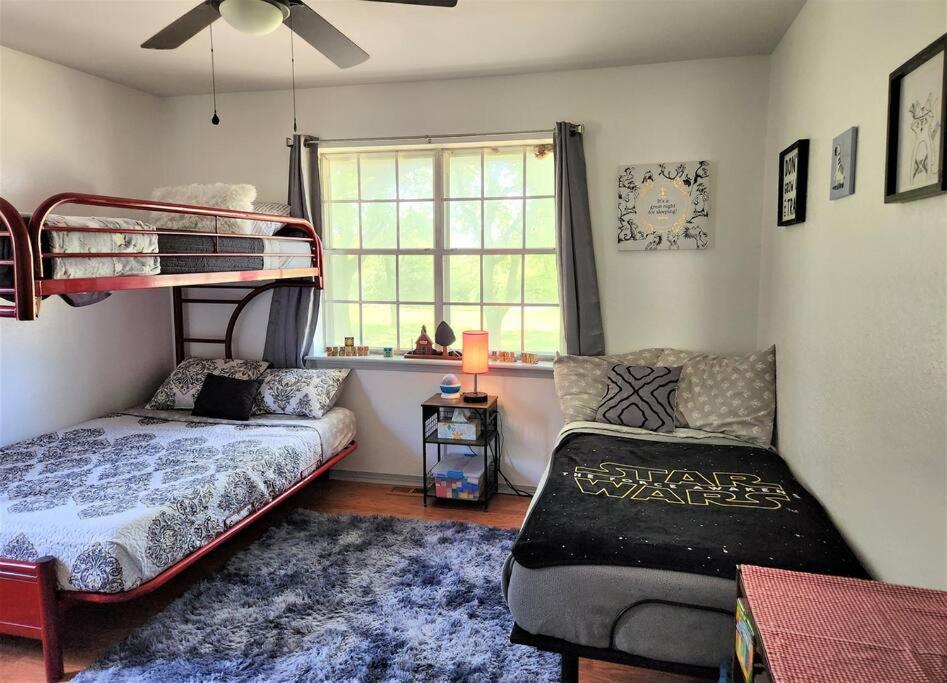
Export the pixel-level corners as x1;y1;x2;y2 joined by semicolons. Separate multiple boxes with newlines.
616;160;712;251
778;139;809;226
885;33;946;203
830;127;858;200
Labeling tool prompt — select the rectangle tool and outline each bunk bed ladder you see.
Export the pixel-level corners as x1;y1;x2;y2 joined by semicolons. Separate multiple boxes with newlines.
173;281;319;364
173;284;249;364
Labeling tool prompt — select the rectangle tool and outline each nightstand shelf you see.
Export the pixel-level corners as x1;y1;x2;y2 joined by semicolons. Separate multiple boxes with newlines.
420;393;499;509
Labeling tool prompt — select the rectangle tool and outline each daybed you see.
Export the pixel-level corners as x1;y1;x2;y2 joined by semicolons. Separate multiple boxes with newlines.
503;421;868;681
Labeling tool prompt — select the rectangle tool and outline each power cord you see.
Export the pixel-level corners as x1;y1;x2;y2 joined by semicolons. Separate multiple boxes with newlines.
492;412;531;497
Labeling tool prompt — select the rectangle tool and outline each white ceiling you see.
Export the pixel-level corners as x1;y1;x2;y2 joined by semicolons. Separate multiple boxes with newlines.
0;0;805;97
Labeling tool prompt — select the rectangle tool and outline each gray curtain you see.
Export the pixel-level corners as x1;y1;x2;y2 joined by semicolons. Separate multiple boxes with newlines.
263;134;322;368
555;121;605;356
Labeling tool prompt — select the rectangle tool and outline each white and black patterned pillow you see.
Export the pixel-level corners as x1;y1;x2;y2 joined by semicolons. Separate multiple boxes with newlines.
252;368;350;418
595;365;681;432
146;358;270;411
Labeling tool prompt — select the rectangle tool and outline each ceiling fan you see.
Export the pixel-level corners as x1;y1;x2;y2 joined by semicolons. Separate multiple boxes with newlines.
141;0;458;68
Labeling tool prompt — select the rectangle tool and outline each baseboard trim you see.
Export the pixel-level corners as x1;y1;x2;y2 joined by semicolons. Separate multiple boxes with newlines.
329;468;536;497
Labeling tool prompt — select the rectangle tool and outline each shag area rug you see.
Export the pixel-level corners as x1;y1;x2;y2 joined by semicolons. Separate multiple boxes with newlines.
75;511;558;682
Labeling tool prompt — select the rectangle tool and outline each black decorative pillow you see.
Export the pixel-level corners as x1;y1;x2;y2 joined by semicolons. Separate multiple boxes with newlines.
192;374;264;421
595;365;681;433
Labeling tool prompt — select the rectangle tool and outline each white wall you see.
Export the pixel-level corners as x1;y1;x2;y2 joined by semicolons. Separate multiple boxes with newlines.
0;48;174;445
757;1;947;589
159;57;770;485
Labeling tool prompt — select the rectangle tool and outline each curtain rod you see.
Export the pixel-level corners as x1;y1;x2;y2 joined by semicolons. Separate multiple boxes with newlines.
285;124;581;148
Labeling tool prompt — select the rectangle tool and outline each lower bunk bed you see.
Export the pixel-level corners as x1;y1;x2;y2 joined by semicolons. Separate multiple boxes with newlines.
0;406;357;682
503;422;868;681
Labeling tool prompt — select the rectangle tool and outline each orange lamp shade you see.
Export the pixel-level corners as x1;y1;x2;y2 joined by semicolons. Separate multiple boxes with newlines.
462;330;489;375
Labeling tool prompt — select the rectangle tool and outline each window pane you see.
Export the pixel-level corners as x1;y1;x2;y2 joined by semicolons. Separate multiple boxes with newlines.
484;199;523;249
399;254;434;301
399;153;434;200
361;202;396;249
524;254;558;304
326;302;360;344
360;154;396;200
400;202;434;249
445;305;481;334
524;306;561;353
483;254;522;303
525;147;554;196
362;303;397;348
445;255;480;303
447;200;481;249
326;154;358;200
327;254;358;300
525;198;556;249
327;203;359;248
399;304;434;350
447;149;481;198
484;148;523;197
361;254;396;301
484;305;521;351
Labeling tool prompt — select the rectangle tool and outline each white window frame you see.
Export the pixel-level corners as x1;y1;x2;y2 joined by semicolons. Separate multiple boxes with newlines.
318;140;560;356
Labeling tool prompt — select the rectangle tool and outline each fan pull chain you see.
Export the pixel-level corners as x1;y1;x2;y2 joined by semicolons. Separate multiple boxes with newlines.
290;11;298;134
210;23;220;125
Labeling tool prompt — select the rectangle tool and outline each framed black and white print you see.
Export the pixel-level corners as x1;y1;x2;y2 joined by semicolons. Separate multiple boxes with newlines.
885;33;946;203
830;127;858;200
778;139;809;226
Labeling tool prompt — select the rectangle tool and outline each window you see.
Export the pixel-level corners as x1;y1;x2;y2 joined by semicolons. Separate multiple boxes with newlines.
320;142;560;356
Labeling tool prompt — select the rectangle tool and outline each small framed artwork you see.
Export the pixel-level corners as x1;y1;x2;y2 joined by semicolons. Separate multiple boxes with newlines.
830;127;858;200
885;33;946;203
778;139;809;226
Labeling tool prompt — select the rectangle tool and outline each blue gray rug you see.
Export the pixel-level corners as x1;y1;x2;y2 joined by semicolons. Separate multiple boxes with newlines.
75;511;558;682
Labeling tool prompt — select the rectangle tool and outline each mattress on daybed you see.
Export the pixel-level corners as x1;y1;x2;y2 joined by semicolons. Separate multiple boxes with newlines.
0;407;355;593
158;233;313;274
503;422;867;670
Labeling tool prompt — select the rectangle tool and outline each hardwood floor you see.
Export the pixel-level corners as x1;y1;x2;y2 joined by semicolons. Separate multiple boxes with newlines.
0;480;703;682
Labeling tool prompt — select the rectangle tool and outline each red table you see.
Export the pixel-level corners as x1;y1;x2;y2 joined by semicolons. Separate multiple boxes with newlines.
734;564;947;682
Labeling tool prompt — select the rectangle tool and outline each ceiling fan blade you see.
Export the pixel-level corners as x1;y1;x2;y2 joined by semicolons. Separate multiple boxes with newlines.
142;2;221;49
286;2;369;69
363;0;457;5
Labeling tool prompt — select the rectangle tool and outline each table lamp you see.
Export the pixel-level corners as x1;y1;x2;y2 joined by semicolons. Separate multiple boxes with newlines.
462;330;489;403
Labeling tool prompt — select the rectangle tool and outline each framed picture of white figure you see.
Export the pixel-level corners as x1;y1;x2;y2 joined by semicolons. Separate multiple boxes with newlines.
830;127;858;200
885;33;946;202
616;160;712;251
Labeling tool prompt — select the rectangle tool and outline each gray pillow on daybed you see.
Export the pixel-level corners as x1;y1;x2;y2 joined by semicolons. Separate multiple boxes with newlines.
552;348;665;423
595;365;681;433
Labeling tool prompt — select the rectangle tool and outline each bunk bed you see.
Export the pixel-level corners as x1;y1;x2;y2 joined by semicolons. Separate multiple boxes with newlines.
0;192;357;683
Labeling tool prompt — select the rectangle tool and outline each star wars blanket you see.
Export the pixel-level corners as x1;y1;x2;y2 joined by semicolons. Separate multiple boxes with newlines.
512;425;868;580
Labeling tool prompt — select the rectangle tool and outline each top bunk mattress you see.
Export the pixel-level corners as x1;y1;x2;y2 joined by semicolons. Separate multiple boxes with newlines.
0;407;355;593
158;233;313;274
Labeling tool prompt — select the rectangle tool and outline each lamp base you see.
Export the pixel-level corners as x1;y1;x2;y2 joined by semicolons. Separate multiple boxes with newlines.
462;391;488;404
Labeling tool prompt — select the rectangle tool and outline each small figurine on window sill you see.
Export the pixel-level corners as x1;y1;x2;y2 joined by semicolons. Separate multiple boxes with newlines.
405;322;462;360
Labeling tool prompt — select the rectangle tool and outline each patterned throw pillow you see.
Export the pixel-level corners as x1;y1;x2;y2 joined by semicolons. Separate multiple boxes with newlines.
251;200;291;236
658;346;776;447
146;358;270;411
595;365;681;432
252;368;350;418
552;349;665;424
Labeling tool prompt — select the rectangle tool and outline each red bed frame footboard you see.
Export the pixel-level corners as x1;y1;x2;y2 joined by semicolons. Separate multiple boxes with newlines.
0;440;357;682
0;191;324;321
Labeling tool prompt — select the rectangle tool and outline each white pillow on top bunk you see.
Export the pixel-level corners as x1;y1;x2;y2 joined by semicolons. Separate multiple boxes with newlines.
149;183;257;235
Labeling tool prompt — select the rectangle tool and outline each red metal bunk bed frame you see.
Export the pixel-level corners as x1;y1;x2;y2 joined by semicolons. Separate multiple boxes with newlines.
0;192;357;681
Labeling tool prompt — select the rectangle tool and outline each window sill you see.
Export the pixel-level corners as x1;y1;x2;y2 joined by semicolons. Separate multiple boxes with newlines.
305;354;553;378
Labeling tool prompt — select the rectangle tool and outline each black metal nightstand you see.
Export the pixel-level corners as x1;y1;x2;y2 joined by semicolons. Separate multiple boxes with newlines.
420;393;499;510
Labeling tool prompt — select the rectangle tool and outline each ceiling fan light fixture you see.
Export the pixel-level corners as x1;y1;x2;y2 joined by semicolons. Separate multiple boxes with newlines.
219;0;289;35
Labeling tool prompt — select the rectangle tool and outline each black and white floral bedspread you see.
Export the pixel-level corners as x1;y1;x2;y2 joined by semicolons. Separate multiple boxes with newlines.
0;407;355;593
